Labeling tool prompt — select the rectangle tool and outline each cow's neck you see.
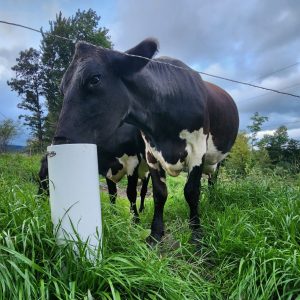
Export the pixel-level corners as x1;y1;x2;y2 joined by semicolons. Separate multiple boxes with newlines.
126;99;151;135
124;66;206;139
124;72;160;137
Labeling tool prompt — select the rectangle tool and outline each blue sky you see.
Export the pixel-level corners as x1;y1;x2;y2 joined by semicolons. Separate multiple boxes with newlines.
1;0;300;145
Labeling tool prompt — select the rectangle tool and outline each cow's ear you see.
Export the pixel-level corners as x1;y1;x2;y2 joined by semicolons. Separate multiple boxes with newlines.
111;38;159;77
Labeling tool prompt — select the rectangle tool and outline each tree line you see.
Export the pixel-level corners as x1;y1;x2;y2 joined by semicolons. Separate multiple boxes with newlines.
6;9;112;152
227;112;300;175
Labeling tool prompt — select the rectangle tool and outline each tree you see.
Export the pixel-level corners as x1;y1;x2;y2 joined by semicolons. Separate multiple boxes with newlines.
7;48;46;151
247;112;268;150
273;125;289;148
257;125;300;172
258;125;288;164
225;132;252;175
284;139;300;172
41;9;112;140
0;119;19;152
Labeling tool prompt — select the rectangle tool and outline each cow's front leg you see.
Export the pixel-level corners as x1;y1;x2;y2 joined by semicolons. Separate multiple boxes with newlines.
127;169;139;222
184;165;203;243
147;166;168;246
106;177;117;204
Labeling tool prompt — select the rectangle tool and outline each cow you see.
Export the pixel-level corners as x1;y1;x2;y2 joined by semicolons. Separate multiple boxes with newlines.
53;38;239;246
38;124;150;220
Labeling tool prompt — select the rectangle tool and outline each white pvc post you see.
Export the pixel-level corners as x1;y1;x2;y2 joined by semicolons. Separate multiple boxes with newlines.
47;144;102;258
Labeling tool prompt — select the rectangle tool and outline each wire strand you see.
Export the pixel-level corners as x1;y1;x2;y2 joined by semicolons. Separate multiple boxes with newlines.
120;52;300;99
1;20;300;99
250;62;300;84
241;82;300;101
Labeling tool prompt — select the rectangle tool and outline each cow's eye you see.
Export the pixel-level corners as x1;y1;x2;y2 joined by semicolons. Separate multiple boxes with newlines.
88;75;101;87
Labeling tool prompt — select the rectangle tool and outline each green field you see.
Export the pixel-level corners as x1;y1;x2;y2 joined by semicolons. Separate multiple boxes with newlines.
0;153;299;299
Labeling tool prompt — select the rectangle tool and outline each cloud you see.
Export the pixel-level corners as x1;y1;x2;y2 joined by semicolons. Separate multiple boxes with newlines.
0;4;56;82
112;0;300;138
113;0;300;71
1;0;300;143
257;128;300;140
0;47;23;81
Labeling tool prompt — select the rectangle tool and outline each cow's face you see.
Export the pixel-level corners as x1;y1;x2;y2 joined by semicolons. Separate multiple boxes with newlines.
54;39;158;145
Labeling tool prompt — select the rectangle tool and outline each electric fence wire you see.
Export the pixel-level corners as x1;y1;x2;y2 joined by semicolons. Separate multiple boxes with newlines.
1;20;300;99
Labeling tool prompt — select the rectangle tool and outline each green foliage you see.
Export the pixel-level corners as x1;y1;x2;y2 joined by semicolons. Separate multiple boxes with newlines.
247;112;268;150
246;113;300;173
251;147;272;170
0;118;19;152
1;154;299;299
285;139;300;171
7;48;46;149
41;9;112;140
224;132;252;175
258;126;300;173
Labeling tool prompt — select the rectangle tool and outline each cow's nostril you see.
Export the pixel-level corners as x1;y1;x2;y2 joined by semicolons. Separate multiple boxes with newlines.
53;136;69;145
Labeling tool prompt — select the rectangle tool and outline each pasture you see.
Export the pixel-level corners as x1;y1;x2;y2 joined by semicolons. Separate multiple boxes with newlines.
0;153;299;299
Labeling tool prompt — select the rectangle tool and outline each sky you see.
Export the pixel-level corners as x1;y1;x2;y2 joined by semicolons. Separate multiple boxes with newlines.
0;0;300;145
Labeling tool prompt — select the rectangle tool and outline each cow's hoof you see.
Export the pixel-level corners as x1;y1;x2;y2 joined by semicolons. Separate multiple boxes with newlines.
146;234;161;248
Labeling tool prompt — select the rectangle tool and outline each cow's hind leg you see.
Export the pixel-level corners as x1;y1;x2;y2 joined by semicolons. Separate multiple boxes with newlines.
184;165;203;243
147;167;167;246
106;178;117;204
127;169;140;222
139;173;150;213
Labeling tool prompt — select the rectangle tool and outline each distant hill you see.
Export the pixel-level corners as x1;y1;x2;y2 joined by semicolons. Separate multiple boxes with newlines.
6;145;25;152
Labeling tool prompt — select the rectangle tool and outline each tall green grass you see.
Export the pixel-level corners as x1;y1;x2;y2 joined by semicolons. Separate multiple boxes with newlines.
0;154;299;299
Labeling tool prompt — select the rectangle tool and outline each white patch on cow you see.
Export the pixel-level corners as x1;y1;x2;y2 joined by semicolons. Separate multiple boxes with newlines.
179;128;207;172
119;154;139;176
106;154;139;183
141;129;228;178
203;134;228;175
106;168;112;179
180;129;229;175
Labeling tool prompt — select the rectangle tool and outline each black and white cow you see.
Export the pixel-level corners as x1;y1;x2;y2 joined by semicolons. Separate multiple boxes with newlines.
54;38;239;245
38;124;150;219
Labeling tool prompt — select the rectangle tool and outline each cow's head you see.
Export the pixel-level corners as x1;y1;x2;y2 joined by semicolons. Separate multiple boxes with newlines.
54;38;158;145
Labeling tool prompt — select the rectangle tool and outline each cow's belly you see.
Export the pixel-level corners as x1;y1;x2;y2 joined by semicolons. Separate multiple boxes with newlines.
143;128;229;177
143;128;208;176
106;154;139;183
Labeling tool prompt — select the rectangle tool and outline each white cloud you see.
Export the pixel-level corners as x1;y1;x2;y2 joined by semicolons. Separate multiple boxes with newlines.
257;128;300;140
